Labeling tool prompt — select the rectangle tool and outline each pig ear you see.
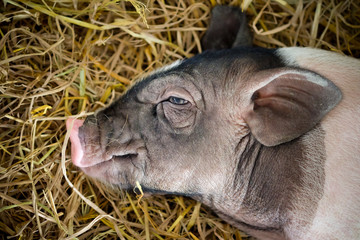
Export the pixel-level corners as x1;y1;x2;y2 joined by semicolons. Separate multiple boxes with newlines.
202;6;252;50
242;68;342;146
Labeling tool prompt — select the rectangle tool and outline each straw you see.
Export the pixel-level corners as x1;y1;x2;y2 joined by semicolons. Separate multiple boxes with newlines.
1;0;359;239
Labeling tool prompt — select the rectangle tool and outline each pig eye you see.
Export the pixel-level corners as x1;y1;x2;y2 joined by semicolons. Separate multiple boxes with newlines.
168;96;189;105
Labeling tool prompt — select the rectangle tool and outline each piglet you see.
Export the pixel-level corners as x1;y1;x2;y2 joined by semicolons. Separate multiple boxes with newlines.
67;6;360;240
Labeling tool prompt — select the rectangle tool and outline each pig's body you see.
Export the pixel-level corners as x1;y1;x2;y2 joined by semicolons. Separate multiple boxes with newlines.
67;6;360;240
277;48;360;239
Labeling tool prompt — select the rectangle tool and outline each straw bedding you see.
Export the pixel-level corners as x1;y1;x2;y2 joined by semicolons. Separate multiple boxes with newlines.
0;0;359;239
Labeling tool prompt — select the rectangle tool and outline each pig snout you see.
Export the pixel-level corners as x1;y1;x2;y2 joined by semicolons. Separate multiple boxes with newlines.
66;116;108;168
67;113;145;167
67;113;146;187
66;118;86;167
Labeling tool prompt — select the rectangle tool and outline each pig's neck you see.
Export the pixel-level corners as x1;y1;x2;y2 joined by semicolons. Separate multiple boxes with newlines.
196;131;325;239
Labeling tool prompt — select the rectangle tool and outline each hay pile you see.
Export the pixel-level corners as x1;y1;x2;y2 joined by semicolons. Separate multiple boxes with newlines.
0;0;359;239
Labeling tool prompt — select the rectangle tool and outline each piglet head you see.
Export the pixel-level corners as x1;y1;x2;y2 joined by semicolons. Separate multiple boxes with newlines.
66;64;238;196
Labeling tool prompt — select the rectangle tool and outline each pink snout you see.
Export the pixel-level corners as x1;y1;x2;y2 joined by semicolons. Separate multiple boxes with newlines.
66;118;85;167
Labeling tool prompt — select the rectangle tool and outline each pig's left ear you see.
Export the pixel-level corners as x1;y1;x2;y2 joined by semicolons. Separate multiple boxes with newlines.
242;68;342;146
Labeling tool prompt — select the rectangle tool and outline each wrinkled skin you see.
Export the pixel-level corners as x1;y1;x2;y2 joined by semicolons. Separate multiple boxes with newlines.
67;6;360;240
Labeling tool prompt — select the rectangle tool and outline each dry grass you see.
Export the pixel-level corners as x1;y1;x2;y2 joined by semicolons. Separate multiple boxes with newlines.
0;0;359;239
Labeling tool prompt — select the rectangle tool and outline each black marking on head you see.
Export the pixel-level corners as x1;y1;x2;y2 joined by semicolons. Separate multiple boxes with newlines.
233;126;326;234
